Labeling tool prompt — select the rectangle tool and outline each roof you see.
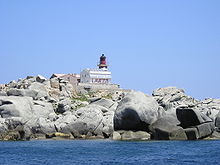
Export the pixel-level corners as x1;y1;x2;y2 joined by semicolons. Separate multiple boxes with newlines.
51;73;80;79
51;74;66;78
82;69;111;75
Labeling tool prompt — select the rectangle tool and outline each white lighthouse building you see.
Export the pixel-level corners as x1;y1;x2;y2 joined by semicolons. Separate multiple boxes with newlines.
80;54;112;84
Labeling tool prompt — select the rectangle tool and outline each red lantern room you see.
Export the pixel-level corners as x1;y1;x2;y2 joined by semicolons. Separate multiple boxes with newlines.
98;54;108;69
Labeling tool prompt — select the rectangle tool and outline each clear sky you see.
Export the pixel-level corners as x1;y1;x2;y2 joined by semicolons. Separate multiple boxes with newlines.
0;0;220;100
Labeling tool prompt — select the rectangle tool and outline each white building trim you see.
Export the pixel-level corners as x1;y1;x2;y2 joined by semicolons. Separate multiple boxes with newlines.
80;68;112;84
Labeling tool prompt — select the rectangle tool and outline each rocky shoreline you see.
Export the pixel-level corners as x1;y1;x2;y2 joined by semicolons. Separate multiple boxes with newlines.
0;75;220;141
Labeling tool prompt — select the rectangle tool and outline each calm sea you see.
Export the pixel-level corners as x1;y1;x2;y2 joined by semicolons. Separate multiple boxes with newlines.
0;140;220;165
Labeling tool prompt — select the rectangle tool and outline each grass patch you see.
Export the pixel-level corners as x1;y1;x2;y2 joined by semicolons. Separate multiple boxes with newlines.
103;93;113;100
71;94;88;102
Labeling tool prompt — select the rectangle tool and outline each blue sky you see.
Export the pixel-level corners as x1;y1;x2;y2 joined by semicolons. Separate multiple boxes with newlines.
0;0;220;99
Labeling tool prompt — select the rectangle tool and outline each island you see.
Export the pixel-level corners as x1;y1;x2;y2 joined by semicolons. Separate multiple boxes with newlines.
0;55;219;141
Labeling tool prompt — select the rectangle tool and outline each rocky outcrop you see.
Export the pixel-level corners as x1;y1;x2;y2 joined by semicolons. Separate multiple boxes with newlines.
149;114;187;140
200;98;220;123
0;75;82;140
60;104;114;138
114;91;164;131
0;75;219;141
0;118;28;141
153;87;199;111
176;108;212;128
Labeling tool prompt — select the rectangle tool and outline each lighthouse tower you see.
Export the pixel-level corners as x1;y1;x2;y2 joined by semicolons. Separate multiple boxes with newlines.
98;54;108;69
80;54;112;84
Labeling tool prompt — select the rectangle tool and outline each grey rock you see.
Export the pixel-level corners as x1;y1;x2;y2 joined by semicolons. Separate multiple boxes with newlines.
113;130;150;141
56;98;72;114
93;105;109;113
36;75;47;83
121;131;135;140
0;92;7;96
7;88;38;98
102;112;114;137
121;131;150;141
60;83;74;98
201;98;220;122
55;113;77;129
196;122;214;139
153;87;199;110
215;111;220;129
48;89;60;101
176;108;212;128
28;117;56;135
109;102;118;112
112;131;121;140
111;91;125;101
7;88;24;96
26;76;35;80
149;115;187;140
28;82;48;98
184;127;199;140
7;80;17;88
92;98;115;109
114;91;162;131
0;96;34;121
210;131;220;139
205;109;219;122
0;118;8;134
62;114;77;123
42;80;51;89
22;89;38;98
50;78;60;89
0;118;30;140
32;101;55;118
62;105;103;137
48;113;58;121
89;97;101;103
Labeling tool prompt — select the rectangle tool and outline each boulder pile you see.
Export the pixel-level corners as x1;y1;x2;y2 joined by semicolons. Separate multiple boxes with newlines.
0;76;220;141
113;87;220;140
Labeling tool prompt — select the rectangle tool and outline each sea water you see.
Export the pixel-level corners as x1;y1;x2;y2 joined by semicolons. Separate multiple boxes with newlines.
0;140;220;165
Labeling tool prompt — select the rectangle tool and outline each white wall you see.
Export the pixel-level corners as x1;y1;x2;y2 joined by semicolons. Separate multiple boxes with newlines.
80;69;112;84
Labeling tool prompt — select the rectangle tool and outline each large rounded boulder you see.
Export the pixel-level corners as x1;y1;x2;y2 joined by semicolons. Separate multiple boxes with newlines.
114;91;163;131
0;96;34;122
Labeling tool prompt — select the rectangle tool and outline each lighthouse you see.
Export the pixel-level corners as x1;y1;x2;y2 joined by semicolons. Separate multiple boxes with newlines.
80;54;112;84
98;54;107;69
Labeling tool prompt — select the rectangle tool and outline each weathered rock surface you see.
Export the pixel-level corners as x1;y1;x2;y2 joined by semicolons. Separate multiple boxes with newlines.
201;98;220;123
28;82;49;99
0;118;28;141
29;117;57;135
61;105;104;137
112;130;150;141
196;122;214;139
0;75;219;141
149;114;187;140
32;101;55;118
114;91;163;131
176;108;212;128
149;107;215;140
7;88;38;98
56;98;72;114
153;87;199;110
46;132;73;139
0;96;34;121
92;98;115;109
36;75;47;83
